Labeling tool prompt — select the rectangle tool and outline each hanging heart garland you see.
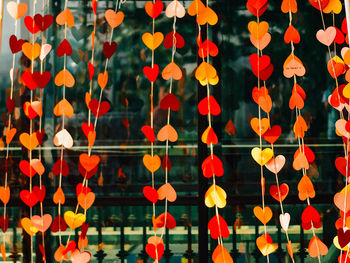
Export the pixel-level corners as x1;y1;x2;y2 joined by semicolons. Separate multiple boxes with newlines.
188;0;233;261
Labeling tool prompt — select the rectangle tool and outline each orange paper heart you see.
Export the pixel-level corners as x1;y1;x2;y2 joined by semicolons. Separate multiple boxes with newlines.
53;98;74;118
22;42;41;61
7;2;28;20
56;9;74;27
142;32;164;50
105;10;124;28
143;154;161;173
253;206;272;224
54;69;75;87
19;132;39;150
248;21;269;40
162;62;182;80
97;71;108;89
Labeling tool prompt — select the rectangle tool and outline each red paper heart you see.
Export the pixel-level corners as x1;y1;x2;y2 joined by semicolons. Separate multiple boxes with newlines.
34;14;53;31
208;214;230;239
143;64;159;82
20;190;39;207
19;160;37;177
252;63;273;81
82;122;94;138
76;183;91;196
249;53;271;72
0;216;9;233
162;155;171;171
335;157;350;177
141;125;155;142
39;244;45;261
57;39;72;57
335;27;345;44
338;84;350;104
63;241;76;255
6;97;15;114
247;0;268;10
201;154;224;178
80;222;89;239
246;1;268;16
88;62;94;80
145;243;164;260
163;31;185;49
342;18;348;34
329;87;346;109
145;0;164;19
33;71;51;89
143;186;158;203
23;102;38;119
52;159;69;177
293;83;306;100
262;125;281;144
269;183;289;202
36;129;45;145
9;35;25;54
252;86;269;104
160;93;179;111
154;212;176;229
89;100;110;117
22;72;37;90
301;205;322;230
294;145;315;163
33;185;46;202
24;16;40;34
308;0;329;10
103;41;117;59
78;163;98;179
202;127;218;145
51;215;67;232
198;95;221;116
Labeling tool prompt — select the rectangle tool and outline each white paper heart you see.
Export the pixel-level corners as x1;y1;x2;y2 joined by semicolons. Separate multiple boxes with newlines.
279;213;290;231
165;0;185;18
265;155;285;174
53;129;74;149
40;44;52;61
9;68;13;82
71;250;91;263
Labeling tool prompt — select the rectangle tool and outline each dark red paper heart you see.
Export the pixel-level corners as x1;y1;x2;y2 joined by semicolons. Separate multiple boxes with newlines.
163;31;185;49
20;190;39;207
201;154;224;178
34;14;53;31
160;93;179;111
141;125;155;142
154;212;176;229
89;99;110;117
51;215;67;232
9;35;25;54
78;163;98;179
80;222;89;239
208;214;230;239
198;95;221;116
262;125;281;144
56;39;72;57
52;159;69;177
0;215;9;233
338;228;350;248
82;122;94;138
36;129;45;145
22;72;37;90
24;16;40;34
19;160;37;177
252;62;273;81
103;41;117;59
33;71;51;89
33;185;46;202
6;97;15;114
162;154;171;171
143;64;159;83
143;186;158;203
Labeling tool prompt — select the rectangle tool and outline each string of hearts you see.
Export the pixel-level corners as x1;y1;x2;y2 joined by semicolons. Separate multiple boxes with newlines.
188;0;233;262
282;0;329;260
246;1;277;260
309;0;350;262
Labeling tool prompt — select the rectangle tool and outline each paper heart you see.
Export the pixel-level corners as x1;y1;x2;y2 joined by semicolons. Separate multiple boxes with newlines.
283;58;306;78
198;39;218;58
208;214;230;239
253;206;272;224
338;228;350;248
157;124;178;142
301;205;322;230
334;192;350;212
165;0;185;18
309;0;330;10
246;0;268;16
308;236;328;257
248;21;269;39
279;213;290;231
212;244;234;263
0;187;10;205
195;61;218;85
23;101;39;119
89;99;110;117
258;94;272;113
76;183;91;196
289;90;304;109
145;243;164;260
40;43;52;60
22;42;41;61
0;216;9;233
153;212;176;230
323;0;342;13
20;190;39;207
160;93;179;111
141;125;155;142
33;71;51;88
30;159;45;176
105;10;124;28
22;72;37;90
21;217;38;236
202;154;224;178
19;132;39;150
34;14;53;31
293;151;309;171
78;192;95;210
53;187;65;204
198;95;221;116
56;9;74;27
6;128;16;145
31;214;52;232
7;2;28;20
249;53;271;72
143;186;158;203
197;6;218;26
335;156;350;177
252;86;269;103
334;26;345;44
270;183;289;202
143;154;161;173
162;155;171;171
9;35;25;54
97;72;108;89
316;26;336;46
328;57;346;78
250;32;271;50
281;0;297;13
145;0;164;18
53;98;74;118
298;175;315;201
79;153;100;172
205;184;227;208
52;159;69;176
142;32;164;50
54;69;75;87
265;155;286;174
163;31;185;49
24;16;40;34
284;25;300;44
71;250;91;263
336;119;350;138
187;0;206;16
103;41;117;59
33;185;46;202
247;0;268;10
157;183;177;202
251;147;273;166
201;126;218;145
250;117;269;136
51;215;67;232
162;62;182;80
88;62;94;80
262;125;281;144
252;63;273;81
143;64;159;82
78;163;98;179
256;234;278;256
53;129;74;149
57;39;72;57
81;123;94;138
19;160;36;177
64;211;86;229
293;115;308;139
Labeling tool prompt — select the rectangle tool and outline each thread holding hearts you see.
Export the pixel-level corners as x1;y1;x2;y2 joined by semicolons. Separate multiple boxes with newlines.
189;0;232;261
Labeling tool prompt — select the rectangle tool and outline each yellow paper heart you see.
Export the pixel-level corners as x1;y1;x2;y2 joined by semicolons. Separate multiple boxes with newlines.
64;211;86;229
251;147;273;166
204;184;227;208
21;217;39;236
142;32;164;50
